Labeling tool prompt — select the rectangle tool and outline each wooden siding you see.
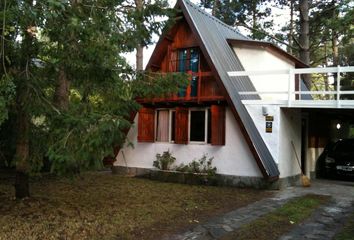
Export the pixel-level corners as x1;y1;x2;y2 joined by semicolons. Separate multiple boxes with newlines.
142;19;224;104
211;105;226;145
137;108;155;142
175;107;189;144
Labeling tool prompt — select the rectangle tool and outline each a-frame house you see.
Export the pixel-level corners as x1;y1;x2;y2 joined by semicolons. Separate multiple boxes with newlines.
113;0;310;188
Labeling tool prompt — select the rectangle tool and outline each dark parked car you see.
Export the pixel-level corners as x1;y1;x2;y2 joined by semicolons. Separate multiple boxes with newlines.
316;139;354;179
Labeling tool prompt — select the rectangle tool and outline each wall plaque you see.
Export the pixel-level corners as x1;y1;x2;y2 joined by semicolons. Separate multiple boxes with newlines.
266;121;272;133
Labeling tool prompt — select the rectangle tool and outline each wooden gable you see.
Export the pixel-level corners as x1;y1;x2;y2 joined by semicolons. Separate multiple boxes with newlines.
141;17;224;104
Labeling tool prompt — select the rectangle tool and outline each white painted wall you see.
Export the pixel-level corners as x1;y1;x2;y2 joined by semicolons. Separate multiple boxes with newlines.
245;105;280;163
233;46;295;100
278;108;302;178
244;105;302;178
114;107;262;177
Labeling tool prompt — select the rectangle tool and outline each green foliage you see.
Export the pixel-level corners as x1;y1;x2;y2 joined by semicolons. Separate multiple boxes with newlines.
0;0;184;181
153;150;176;170
133;71;189;99
0;75;15;125
200;0;273;40
274;0;353;67
0;113;17;168
175;154;217;176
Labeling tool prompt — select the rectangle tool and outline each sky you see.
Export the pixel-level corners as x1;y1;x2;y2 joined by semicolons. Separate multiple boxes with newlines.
123;0;290;69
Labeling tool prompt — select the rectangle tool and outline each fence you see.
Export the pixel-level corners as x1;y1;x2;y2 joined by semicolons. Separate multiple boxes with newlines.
228;66;354;108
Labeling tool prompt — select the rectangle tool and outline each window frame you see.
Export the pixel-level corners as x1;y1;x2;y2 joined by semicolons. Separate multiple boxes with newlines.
169;110;176;143
154;107;217;145
155;108;176;143
188;108;209;144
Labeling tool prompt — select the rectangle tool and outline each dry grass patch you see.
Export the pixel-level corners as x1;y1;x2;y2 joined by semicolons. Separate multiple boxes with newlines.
0;171;272;240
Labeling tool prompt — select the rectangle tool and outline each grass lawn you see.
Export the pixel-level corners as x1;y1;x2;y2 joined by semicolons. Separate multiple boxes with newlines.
220;194;330;240
334;211;354;240
0;171;272;240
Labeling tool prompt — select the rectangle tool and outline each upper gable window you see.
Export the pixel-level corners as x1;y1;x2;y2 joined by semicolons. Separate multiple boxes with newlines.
177;48;199;97
177;48;199;72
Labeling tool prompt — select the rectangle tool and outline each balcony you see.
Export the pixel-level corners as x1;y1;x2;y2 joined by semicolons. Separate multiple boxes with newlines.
137;70;225;104
228;66;354;109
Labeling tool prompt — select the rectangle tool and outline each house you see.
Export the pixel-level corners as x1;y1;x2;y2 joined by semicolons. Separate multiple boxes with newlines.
113;0;354;188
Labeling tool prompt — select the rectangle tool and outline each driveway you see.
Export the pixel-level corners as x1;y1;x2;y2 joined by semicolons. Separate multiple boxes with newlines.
166;179;354;240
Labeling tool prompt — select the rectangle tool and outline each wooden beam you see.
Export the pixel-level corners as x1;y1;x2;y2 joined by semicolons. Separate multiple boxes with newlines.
150;64;160;69
164;35;174;42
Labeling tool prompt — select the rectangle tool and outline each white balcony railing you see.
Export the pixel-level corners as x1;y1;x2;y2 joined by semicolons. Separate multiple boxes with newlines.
228;66;354;109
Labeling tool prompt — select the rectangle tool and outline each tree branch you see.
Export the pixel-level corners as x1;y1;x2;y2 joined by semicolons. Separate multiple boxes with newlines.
291;35;303;50
235;22;298;51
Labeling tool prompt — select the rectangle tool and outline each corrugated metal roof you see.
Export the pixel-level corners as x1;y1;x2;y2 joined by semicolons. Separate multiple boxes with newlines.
180;0;280;178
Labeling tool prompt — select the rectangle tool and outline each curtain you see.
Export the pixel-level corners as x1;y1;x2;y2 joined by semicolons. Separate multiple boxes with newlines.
157;110;169;142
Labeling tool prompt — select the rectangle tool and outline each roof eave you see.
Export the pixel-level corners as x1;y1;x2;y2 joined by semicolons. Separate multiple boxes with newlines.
227;39;308;68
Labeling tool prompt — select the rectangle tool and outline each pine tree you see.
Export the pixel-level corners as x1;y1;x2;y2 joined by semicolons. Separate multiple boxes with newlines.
0;0;185;198
200;0;273;40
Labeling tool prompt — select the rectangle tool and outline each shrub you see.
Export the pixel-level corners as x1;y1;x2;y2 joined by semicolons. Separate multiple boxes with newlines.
153;150;176;170
175;154;217;176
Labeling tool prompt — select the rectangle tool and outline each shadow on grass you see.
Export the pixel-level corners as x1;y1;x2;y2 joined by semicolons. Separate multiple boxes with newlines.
0;171;272;240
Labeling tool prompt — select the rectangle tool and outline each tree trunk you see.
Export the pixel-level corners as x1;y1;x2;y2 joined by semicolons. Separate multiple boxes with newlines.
53;1;78;110
288;0;294;55
324;43;330;96
299;0;311;88
136;45;143;72
332;35;338;66
211;0;219;16
331;0;339;67
53;67;70;111
252;2;257;39
14;88;30;199
331;0;339;94
135;0;144;71
14;0;34;199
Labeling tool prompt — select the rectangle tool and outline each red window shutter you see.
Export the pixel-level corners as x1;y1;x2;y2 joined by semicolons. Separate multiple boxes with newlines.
211;105;225;145
137;107;155;142
175;107;188;144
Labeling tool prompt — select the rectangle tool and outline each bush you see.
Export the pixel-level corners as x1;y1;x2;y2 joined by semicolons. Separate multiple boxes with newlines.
175;154;217;176
153;150;176;170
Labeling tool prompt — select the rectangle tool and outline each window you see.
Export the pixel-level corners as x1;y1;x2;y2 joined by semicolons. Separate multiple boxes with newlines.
188;107;225;145
177;48;200;97
138;106;225;145
156;110;169;142
170;110;176;142
155;109;176;142
189;109;209;143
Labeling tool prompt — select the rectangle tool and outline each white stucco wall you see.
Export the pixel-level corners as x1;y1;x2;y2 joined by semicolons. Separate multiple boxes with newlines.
245;105;280;163
278;108;302;178
245;105;302;178
114;107;262;177
233;46;295;100
234;46;302;178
